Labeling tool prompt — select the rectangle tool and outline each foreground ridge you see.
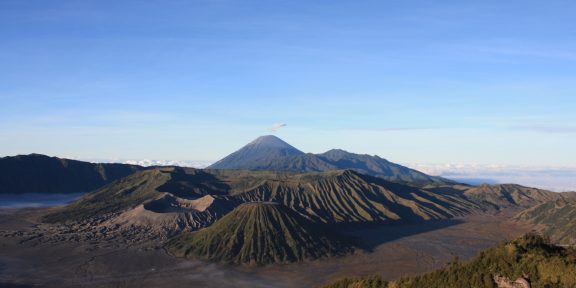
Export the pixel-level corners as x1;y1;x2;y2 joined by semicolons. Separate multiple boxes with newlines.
324;233;576;288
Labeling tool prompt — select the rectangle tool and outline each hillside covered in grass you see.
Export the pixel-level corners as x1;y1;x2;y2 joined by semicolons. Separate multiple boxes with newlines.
517;199;576;245
167;202;353;265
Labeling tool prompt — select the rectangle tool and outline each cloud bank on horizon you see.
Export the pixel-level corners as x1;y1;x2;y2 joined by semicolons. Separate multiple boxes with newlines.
123;159;213;169
83;156;576;192
407;163;576;192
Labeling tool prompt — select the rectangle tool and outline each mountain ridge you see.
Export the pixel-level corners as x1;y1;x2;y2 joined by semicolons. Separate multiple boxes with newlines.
463;183;573;209
43;168;481;237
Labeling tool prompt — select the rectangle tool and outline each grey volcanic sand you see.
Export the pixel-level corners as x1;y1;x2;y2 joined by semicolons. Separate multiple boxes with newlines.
0;208;532;288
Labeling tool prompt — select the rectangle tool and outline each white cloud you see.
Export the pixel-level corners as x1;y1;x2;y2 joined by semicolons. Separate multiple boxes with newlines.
75;157;213;168
73;156;576;192
269;123;287;132
123;159;213;168
405;163;576;192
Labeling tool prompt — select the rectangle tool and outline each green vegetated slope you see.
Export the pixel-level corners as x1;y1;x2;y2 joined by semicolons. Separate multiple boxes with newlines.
43;168;172;223
167;202;353;265
0;154;143;194
42;167;231;221
324;233;576;288
463;184;570;209
517;199;576;245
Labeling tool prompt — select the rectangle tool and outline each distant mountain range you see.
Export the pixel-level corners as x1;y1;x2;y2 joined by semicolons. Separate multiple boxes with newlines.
0;154;144;194
0;135;453;195
208;135;454;186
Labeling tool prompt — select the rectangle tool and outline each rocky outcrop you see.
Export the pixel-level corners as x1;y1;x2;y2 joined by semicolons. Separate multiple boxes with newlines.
494;274;531;288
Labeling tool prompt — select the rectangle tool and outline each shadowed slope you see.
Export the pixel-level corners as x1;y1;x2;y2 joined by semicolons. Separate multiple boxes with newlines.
167;202;353;265
0;154;143;194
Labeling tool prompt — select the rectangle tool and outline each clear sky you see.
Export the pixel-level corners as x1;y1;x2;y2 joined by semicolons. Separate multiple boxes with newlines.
1;0;576;165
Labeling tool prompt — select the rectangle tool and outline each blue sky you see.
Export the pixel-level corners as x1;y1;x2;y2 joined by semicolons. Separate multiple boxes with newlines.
1;0;576;165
